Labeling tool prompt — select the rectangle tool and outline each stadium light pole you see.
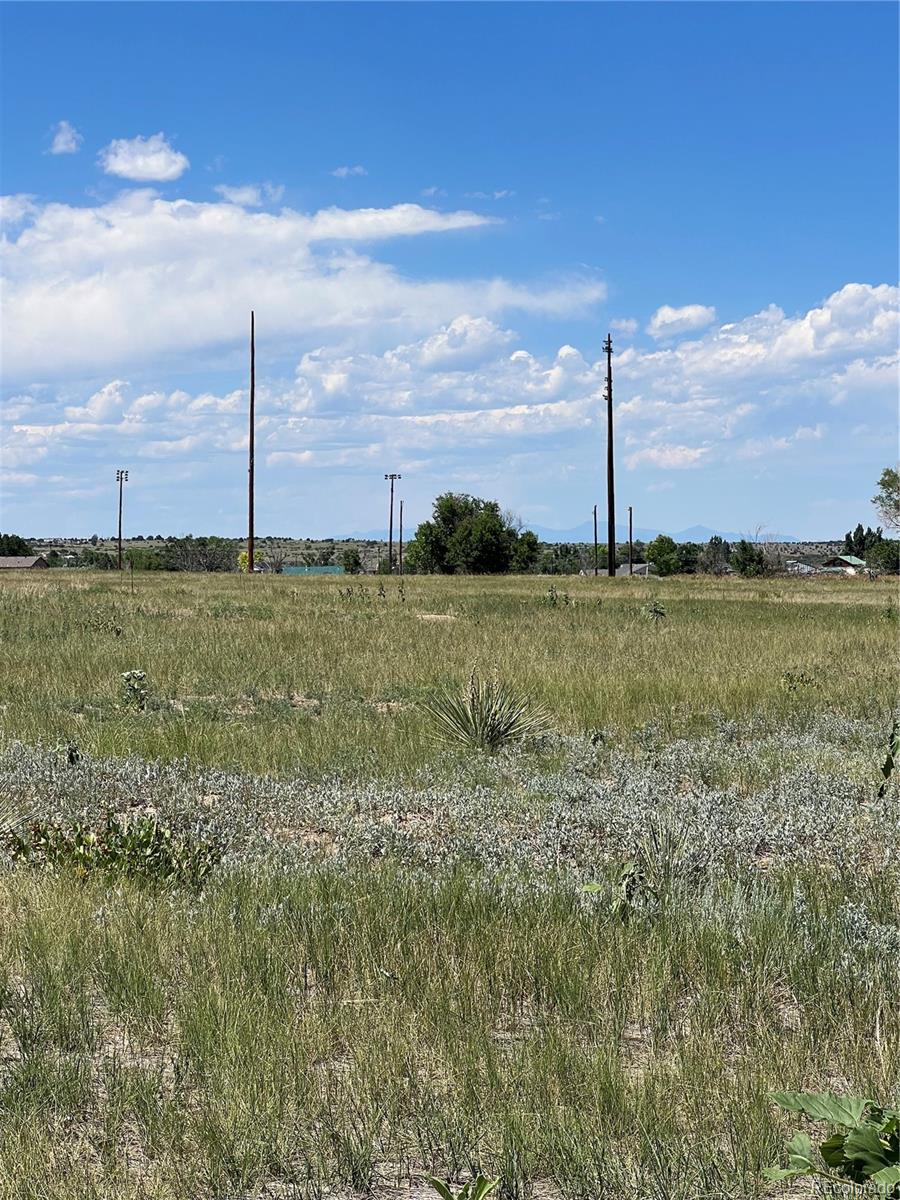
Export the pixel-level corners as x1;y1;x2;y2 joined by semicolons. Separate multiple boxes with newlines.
385;473;401;572
116;469;128;571
592;503;598;577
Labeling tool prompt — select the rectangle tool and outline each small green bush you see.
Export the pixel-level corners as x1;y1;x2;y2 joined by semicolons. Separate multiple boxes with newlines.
7;812;219;889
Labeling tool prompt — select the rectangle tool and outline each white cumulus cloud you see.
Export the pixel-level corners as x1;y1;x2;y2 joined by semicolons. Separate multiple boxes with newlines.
0;192;601;379
610;318;638;337
626;444;709;469
98;133;189;181
49;120;83;155
647;303;716;339
331;165;367;178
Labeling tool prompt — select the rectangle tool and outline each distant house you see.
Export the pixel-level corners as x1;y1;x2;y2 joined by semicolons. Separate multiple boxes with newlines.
820;554;867;576
0;555;49;570
615;562;655;577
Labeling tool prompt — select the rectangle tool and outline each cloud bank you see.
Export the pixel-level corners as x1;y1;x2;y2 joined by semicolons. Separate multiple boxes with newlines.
0;191;603;378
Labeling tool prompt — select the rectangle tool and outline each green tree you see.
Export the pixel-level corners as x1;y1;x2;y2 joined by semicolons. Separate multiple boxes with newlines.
866;539;900;574
872;466;900;531
700;535;730;574
238;549;264;573
510;529;540;573
405;493;533;575
80;547;116;570
163;536;237;572
537;543;590;575
124;546;164;571
0;533;33;556
341;547;362;574
647;534;680;576
731;539;766;577
676;541;701;574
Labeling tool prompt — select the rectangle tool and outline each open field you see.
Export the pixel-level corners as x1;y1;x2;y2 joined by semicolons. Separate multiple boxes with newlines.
0;571;895;777
0;572;897;1199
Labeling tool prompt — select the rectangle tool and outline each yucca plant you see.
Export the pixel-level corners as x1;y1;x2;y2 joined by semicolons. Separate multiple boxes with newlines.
422;665;548;753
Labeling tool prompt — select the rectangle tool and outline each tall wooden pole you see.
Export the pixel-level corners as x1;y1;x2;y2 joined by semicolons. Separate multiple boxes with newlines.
116;469;128;570
592;504;598;576
604;334;615;577
399;500;404;576
385;473;400;571
248;311;255;574
117;474;124;571
628;505;633;576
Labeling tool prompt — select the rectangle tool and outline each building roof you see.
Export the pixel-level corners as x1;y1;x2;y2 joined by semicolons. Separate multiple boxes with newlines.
0;555;47;569
822;554;866;567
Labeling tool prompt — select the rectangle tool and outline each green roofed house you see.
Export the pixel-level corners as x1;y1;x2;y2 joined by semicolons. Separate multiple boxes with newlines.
820;554;867;575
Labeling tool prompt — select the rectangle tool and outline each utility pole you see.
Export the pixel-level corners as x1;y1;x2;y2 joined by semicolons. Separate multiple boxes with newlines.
116;469;128;570
592;503;598;576
385;473;401;572
604;333;616;577
248;311;255;574
628;505;634;576
398;499;404;576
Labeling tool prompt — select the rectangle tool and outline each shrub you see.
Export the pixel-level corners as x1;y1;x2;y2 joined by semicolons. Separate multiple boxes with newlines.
642;598;666;622
422;666;548;753
120;670;149;711
6;812;220;889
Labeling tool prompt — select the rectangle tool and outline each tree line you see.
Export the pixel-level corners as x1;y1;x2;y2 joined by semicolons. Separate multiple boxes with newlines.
4;467;897;577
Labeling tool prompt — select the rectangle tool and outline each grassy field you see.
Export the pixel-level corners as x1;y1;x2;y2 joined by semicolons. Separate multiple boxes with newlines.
0;570;895;777
0;571;897;1199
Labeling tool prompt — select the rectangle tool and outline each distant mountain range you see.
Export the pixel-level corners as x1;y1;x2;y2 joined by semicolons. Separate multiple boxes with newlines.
352;522;804;544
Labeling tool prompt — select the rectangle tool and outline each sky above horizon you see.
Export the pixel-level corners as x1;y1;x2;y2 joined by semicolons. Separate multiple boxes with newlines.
1;1;897;540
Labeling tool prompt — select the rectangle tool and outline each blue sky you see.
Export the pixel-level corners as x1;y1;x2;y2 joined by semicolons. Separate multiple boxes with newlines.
1;1;897;540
